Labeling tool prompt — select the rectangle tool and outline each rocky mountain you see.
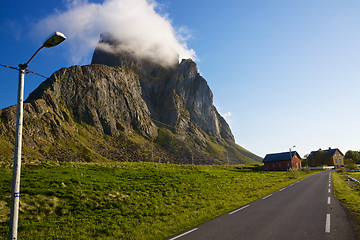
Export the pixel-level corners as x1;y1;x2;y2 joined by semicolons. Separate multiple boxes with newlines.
0;35;261;164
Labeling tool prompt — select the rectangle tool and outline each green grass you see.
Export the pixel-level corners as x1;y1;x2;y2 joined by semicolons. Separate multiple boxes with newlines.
332;171;360;219
348;172;360;182
206;140;226;158
0;140;12;157
0;162;315;239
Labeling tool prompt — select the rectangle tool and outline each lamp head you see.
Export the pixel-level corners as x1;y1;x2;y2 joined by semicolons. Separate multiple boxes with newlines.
43;32;66;48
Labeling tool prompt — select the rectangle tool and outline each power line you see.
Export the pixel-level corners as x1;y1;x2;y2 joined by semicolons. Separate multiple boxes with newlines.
24;69;48;79
0;64;18;71
0;64;48;79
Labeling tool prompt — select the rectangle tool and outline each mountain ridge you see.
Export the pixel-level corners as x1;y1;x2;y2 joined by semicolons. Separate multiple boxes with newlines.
0;37;261;164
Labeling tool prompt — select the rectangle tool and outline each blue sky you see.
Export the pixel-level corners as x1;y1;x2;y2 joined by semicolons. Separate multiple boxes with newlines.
1;0;359;158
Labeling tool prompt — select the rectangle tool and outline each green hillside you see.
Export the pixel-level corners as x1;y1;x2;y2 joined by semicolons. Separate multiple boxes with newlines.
1;162;314;239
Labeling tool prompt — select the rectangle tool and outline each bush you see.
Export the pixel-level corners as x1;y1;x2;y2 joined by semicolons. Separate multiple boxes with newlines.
344;150;360;164
302;166;311;174
344;159;359;170
288;168;300;179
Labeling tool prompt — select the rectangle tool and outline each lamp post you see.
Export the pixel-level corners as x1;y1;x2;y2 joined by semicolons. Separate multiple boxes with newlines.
8;32;66;240
289;145;296;169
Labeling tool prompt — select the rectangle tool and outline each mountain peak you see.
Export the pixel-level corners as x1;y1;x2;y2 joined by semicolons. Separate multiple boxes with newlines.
0;34;262;164
91;33;179;70
91;34;234;142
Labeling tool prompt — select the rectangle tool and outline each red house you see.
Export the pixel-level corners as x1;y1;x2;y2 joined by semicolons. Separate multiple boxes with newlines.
262;151;302;171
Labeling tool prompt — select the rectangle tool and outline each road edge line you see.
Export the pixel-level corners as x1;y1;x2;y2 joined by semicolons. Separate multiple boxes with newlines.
262;194;273;200
169;228;199;240
229;205;250;215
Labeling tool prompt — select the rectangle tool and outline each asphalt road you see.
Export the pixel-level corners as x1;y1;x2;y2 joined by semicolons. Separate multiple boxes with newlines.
166;171;358;240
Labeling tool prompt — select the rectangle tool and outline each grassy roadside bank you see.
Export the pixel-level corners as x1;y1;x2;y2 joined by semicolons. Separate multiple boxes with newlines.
1;162;316;239
332;171;360;220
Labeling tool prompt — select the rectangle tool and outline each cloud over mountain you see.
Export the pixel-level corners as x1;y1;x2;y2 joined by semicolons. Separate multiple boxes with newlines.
33;0;196;65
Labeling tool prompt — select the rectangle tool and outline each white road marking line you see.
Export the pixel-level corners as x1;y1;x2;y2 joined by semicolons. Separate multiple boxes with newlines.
328;189;331;193
325;214;331;233
289;184;294;186
262;194;272;200
229;205;250;215
328;197;331;205
329;184;331;187
169;228;199;240
279;187;286;191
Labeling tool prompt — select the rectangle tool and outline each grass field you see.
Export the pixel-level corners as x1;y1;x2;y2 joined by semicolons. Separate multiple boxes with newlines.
332;171;360;220
0;162;316;239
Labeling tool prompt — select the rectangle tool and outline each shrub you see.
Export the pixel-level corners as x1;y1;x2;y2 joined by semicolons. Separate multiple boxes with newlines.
288;168;300;179
302;166;311;174
344;159;359;170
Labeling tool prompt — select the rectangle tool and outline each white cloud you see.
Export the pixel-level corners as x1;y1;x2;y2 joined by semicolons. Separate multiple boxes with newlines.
33;0;196;65
223;111;232;119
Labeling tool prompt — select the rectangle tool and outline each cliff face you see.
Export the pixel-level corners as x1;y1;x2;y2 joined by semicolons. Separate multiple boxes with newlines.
91;34;234;144
0;65;160;163
27;65;157;139
0;35;261;164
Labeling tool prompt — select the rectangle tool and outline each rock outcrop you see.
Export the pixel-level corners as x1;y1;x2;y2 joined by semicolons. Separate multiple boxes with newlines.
91;34;234;144
27;65;157;139
0;34;261;164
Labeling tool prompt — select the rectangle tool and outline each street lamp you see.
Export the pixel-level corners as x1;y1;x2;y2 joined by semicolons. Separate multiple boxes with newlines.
289;145;296;169
8;31;66;240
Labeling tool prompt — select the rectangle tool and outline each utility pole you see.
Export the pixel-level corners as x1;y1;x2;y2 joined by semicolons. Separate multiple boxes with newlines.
8;32;66;240
289;145;296;169
8;65;25;240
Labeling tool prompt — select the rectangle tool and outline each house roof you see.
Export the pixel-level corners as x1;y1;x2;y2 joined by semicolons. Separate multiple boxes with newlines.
310;148;344;157
263;151;299;163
